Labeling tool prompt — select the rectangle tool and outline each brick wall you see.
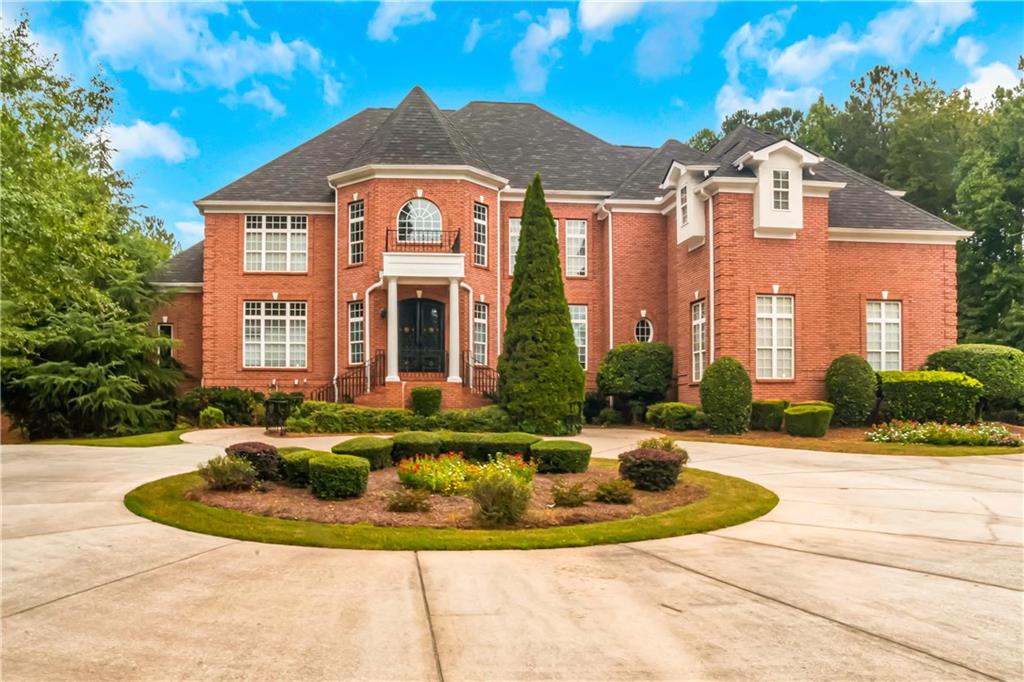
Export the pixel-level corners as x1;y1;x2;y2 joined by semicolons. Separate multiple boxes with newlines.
152;291;203;386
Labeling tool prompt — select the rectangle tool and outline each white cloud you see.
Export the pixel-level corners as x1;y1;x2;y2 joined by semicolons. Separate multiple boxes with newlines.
170;107;184;119
220;82;286;117
323;73;343;106
578;1;644;48
238;7;259;30
513;10;532;22
723;6;795;81
367;2;435;41
953;36;984;67
105;120;198;165
511;8;571;93
463;17;498;53
634;3;717;79
715;82;820;120
174;220;205;237
954;37;1020;106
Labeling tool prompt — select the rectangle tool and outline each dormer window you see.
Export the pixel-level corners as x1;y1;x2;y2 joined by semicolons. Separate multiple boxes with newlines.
680;189;689;225
772;170;790;210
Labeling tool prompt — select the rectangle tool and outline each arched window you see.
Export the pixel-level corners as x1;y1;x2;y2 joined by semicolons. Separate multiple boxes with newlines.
634;318;653;342
397;199;442;243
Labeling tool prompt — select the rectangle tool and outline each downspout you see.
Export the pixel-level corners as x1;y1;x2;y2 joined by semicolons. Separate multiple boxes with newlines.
607;207;614;350
364;276;384;392
460;281;474;388
706;193;715;362
332;186;339;399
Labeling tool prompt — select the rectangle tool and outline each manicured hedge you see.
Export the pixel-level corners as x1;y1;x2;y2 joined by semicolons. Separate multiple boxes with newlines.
645;402;701;431
923;344;1024;414
332;436;394;470
596;342;674;407
224;441;283;481
750;400;788;431
783;404;834;437
530;440;592;473
436;431;482;460
699;357;752;434
477;432;542;460
391;431;441;462
281;448;323;486
309;454;369;500
410;387;442;416
618;448;684;491
284;402;516;434
878;371;983;424
825;354;878;426
180;386;263;425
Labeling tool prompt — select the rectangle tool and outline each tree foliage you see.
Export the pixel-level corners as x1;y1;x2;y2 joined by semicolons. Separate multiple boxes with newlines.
496;174;585;435
1;18;180;438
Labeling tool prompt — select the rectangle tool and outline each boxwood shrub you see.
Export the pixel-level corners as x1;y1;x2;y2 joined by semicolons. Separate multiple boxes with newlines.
391;431;441;462
436;431;482;460
477;432;542;460
530;440;592;473
750;400;789;431
224;441;283;481
309;454;369;500
284;402;516;434
825;354;878;426
783;404;834;437
198;406;225;429
645;402;701;431
618;447;685;491
332;436;394;470
923;344;1024;414
699;356;752;434
410;387;442;416
280;448;323;486
878;371;983;424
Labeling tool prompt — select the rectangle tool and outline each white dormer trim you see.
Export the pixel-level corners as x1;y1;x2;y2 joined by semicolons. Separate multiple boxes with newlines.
886;189;906;197
660;162;716;249
660;161;720;189
733;139;823;170
828;227;972;245
327;164;509;191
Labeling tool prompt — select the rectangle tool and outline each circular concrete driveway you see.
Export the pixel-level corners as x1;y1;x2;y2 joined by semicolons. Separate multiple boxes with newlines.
2;429;1021;681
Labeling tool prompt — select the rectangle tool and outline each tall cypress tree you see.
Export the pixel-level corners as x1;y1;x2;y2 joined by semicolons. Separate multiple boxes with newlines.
497;174;584;435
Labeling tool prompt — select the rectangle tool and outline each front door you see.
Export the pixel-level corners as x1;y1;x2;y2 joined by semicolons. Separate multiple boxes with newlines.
398;299;445;373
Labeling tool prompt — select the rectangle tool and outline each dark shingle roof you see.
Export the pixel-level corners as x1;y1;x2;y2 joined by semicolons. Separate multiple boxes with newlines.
609;139;705;200
151;241;204;284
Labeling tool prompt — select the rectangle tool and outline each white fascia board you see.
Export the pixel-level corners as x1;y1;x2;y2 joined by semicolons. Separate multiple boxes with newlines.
734;140;823;170
195;200;335;215
886;189;907;197
602;198;664;213
382;252;465;279
151;281;203;291
327;164;508;190
697;175;757;195
502;187;611;204
804;180;847;197
828;227;972;245
659;162;720;189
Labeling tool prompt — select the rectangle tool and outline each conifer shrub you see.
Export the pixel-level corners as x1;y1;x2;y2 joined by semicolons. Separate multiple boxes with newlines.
593;480;634;504
699;356;752;434
825;354;878;425
551;481;589;507
332;436;394;470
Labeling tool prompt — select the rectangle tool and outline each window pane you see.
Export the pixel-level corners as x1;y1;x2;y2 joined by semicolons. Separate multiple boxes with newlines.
509;218;521;274
756;349;772;378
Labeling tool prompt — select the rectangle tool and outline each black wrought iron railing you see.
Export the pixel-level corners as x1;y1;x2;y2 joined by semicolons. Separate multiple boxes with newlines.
369;349;386;389
462;350;499;397
337;365;364;403
310;380;336;403
386;229;461;253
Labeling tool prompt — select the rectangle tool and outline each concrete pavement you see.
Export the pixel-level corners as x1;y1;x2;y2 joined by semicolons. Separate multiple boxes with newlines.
2;428;1022;681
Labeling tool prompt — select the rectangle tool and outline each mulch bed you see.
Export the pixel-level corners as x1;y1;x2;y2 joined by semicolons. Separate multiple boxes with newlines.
189;467;707;529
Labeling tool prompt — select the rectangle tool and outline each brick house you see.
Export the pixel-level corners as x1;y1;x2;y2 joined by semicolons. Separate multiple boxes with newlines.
151;86;970;407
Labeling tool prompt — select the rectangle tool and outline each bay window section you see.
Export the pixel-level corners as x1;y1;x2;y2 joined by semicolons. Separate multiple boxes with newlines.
473;302;488;365
566;219;587;277
243;301;307;368
348;301;365;365
348;201;364;265
244;215;307;272
867;300;901;370
755;294;794;379
569;304;588;369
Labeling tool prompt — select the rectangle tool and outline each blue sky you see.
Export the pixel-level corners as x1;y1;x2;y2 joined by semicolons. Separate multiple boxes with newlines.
14;1;1022;248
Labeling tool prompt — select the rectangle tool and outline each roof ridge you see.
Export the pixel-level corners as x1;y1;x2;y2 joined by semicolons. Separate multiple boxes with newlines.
436;106;494;172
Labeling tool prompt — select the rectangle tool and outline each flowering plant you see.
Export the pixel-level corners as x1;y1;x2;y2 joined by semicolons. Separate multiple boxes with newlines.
396;452;536;496
479;452;535;484
865;420;1021;447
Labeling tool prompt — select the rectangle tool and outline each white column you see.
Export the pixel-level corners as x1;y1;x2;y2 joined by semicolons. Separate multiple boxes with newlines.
447;277;461;382
386;277;400;382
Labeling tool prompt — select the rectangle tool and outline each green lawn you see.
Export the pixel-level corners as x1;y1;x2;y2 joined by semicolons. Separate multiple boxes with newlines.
37;428;191;447
124;461;778;551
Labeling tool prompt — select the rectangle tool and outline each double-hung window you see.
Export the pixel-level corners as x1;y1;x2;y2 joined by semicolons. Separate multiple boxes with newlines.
565;219;587;277
680;190;689;226
772;170;790;210
867;301;901;370
691;300;706;381
348;201;364;265
348;301;365;365
473;302;488;365
244;215;307;272
508;218;521;274
243;301;307;368
755;294;794;379
473;203;488;267
569;304;588;369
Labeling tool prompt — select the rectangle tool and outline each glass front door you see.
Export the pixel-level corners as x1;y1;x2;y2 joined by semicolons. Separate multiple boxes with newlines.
398;299;445;372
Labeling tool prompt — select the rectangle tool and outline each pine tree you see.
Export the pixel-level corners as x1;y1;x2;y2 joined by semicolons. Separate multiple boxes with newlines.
496;174;585;435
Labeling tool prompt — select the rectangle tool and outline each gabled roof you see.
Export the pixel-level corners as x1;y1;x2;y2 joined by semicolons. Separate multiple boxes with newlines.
151;241;204;284
609;139;705;200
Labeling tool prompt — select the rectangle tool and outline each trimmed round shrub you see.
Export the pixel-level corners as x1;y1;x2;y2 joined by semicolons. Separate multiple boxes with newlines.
618;447;684;491
197;454;256;490
878;371;983;424
391;431;441;462
530;440;592;473
225;441;283;481
924;344;1024;414
280;448;323;486
825;354;877;426
198;406;225;428
783;404;834;437
596;342;674;407
750;400;789;431
477;432;541;460
410;387;442;416
645;402;700;431
309;454;369;500
699;356;752;434
436;431;482;460
332;436;393;470
469;467;532;526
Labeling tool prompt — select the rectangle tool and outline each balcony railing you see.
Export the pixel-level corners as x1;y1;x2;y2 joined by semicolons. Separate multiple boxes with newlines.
386;229;461;253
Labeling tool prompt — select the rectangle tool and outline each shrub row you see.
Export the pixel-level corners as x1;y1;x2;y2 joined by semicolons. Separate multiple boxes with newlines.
285;402;516;434
645;402;705;431
878;371;982;424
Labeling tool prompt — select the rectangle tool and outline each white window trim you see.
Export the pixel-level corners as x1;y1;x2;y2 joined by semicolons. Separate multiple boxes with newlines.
565;219;587;278
397;198;443;243
634;318;653;343
244;215;308;273
756;294;794;379
348;301;365;365
242;301;307;369
473;302;488;365
867;300;902;371
348;201;364;265
570;304;588;369
772;169;791;211
691;301;706;382
680;190;689;226
473;203;488;267
508;217;521;275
